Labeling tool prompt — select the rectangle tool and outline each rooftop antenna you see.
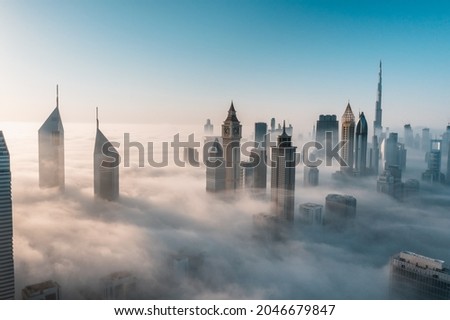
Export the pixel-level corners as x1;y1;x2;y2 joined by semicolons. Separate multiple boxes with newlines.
56;84;59;108
96;107;99;130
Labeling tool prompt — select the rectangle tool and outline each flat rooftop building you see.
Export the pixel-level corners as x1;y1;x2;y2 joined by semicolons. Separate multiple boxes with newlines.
390;251;450;299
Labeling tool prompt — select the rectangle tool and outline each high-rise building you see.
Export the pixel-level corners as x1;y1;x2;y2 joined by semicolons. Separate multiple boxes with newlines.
422;139;445;184
404;124;414;149
253;122;268;189
251;148;267;189
221;102;242;190
0;131;14;299
271;122;297;222
101;272;137;299
370;135;380;175
384;133;407;170
22;280;61;300
421;128;430;152
298;203;323;225
340;103;355;173
204;119;214;135
355;112;368;175
324;194;356;227
390;251;450;299
373;61;383;138
254;122;267;148
315;114;339;161
206;138;225;192
303;166;319;187
94;108;119;201
377;165;403;200
447;141;450;185
38;85;65;189
441;125;450;155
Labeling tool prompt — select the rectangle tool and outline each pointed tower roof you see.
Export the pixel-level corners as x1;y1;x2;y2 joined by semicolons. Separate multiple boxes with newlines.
277;120;292;146
225;100;239;122
342;102;355;124
38;85;64;134
94;108;118;155
0;130;9;157
356;112;368;135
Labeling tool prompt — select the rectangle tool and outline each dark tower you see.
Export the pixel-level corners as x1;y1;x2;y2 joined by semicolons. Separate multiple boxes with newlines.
374;61;382;137
355;112;368;175
271;122;297;222
221;101;242;190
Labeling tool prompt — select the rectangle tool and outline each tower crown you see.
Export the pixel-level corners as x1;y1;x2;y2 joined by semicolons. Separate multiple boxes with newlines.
356;112;368;135
342;103;355;124
225;100;239;122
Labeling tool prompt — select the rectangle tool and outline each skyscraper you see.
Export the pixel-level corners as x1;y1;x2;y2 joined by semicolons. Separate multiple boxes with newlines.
315;114;338;162
370;135;380;175
373;61;383;138
204;119;213;135
0;131;14;299
94;108;119;201
390;251;450;299
298;203;323;226
206;138;225;192
38;85;64;189
340;103;355;173
254;122;267;148
271;122;297;222
404;124;414;149
422;139;445;184
221;102;242;190
303;166;319;187
447;141;450;185
421;128;430;152
324;194;356;228
384;133;406;170
355;112;368;175
252;122;268;190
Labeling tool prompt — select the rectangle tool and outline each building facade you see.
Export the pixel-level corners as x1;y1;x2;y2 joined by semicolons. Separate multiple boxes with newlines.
222;102;242;190
0;131;14;299
94;109;119;201
340;103;355;173
390;251;450;299
355;112;368;175
271;123;297;222
38;85;65;189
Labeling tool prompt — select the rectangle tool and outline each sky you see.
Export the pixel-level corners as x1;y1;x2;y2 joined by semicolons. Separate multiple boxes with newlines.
1;0;450;134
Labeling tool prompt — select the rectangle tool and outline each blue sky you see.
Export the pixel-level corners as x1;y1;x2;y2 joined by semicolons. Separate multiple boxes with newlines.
1;0;450;135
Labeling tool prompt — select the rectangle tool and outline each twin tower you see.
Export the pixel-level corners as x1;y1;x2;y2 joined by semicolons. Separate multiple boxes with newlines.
38;86;119;200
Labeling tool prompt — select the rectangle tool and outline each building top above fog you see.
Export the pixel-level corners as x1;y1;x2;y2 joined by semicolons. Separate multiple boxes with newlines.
38;106;64;134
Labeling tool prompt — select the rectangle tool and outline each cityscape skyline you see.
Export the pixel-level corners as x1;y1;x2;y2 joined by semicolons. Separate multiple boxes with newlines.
2;0;450;301
1;1;450;131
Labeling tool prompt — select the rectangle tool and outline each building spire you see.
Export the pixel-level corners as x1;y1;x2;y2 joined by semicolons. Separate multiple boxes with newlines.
56;84;59;108
282;120;286;135
96;107;99;130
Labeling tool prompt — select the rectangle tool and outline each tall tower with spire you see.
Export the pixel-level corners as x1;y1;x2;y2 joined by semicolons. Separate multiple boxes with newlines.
374;61;383;137
355;112;368;175
271;122;297;222
38;85;65;189
0;130;14;299
221;101;242;190
94;108;119;201
341;103;356;173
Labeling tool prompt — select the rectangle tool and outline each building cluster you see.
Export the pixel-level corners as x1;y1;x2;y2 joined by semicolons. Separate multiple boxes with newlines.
1;59;450;299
